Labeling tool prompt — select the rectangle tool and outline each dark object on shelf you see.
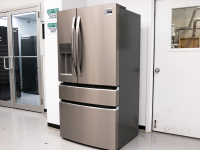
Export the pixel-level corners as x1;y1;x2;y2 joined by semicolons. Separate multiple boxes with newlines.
21;36;39;95
13;28;21;98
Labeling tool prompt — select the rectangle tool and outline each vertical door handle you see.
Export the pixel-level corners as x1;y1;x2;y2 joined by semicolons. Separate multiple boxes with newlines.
71;17;77;76
4;56;12;70
76;16;82;76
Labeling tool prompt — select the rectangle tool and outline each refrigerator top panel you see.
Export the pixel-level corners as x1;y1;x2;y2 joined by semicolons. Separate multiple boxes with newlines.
57;9;77;83
76;4;119;86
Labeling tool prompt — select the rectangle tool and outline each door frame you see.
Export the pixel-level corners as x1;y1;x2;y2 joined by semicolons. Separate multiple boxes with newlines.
0;4;44;113
145;0;155;133
10;7;43;112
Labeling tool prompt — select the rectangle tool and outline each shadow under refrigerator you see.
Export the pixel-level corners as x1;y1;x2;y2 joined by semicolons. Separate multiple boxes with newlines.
58;3;140;150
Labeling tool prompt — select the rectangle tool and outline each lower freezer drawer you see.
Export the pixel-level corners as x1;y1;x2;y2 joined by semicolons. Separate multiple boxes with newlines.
59;102;119;150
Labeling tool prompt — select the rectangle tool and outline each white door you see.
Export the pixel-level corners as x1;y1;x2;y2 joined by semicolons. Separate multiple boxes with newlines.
153;0;200;138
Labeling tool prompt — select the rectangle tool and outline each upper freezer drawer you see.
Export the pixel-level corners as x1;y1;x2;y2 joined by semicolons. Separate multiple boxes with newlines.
59;84;119;107
59;101;118;150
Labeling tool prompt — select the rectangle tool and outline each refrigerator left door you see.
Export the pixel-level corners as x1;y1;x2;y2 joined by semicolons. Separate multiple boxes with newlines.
57;9;77;83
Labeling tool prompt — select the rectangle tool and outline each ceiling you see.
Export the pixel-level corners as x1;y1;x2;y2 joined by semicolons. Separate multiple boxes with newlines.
13;13;36;21
172;6;200;19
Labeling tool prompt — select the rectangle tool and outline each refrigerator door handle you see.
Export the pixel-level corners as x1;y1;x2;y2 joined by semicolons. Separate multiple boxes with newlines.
71;17;77;76
76;16;82;76
62;101;119;111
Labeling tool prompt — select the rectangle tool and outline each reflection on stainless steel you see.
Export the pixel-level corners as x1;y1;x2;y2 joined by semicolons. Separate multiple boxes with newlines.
60;102;119;150
192;18;200;37
188;6;200;27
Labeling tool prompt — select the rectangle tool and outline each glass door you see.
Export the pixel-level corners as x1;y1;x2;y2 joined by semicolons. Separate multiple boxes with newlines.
0;13;14;107
10;7;43;112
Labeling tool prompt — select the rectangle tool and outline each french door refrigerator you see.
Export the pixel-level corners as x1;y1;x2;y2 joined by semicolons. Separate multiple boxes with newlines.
58;3;140;150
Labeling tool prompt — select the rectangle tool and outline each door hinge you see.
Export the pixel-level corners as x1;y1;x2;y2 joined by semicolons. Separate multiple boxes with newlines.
154;120;157;128
38;12;40;18
41;98;43;105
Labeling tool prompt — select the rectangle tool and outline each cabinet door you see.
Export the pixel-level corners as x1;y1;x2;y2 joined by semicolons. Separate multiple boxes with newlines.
76;4;119;86
57;9;77;83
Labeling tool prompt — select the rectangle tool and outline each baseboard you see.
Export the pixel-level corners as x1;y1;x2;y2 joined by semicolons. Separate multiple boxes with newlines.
48;123;60;129
44;109;47;112
139;125;145;130
48;122;145;131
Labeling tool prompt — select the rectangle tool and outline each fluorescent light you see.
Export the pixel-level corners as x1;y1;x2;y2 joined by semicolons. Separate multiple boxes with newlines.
0;17;7;20
12;12;36;17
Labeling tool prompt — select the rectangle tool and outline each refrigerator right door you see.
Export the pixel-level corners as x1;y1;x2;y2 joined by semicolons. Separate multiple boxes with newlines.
76;4;119;86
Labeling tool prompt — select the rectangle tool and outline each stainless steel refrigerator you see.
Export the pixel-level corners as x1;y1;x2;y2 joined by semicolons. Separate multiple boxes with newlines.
58;3;140;150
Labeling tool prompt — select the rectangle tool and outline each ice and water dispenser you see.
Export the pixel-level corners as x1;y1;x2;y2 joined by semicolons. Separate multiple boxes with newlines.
59;43;73;75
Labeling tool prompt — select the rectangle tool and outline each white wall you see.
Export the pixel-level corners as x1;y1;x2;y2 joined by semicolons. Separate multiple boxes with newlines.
87;0;148;126
44;0;62;125
62;0;87;10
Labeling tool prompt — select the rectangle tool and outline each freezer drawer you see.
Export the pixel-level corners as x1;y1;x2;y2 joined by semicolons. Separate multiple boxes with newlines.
59;84;119;107
60;102;119;150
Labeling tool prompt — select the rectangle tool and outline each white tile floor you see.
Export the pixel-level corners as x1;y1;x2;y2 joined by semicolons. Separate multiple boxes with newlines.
0;106;199;150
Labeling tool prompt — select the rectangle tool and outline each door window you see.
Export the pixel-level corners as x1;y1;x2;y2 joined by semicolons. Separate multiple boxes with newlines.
172;6;200;48
12;12;40;106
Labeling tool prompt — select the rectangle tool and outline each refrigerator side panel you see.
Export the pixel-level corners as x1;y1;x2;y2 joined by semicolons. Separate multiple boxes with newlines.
118;8;141;148
76;4;118;86
57;9;77;83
